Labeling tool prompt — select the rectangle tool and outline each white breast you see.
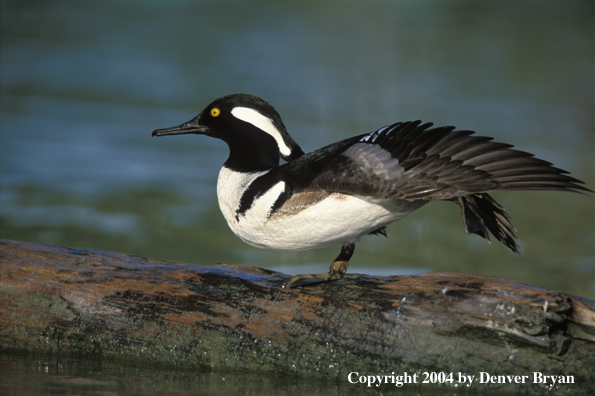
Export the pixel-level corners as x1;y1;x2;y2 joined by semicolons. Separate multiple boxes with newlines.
216;166;268;225
217;166;426;252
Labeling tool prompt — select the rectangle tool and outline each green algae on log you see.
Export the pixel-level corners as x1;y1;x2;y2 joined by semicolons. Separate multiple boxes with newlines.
0;238;593;395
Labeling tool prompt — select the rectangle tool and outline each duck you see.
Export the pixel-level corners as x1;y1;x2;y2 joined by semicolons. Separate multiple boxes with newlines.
152;93;590;288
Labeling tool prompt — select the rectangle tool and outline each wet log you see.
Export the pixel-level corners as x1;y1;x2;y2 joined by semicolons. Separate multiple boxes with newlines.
1;238;593;395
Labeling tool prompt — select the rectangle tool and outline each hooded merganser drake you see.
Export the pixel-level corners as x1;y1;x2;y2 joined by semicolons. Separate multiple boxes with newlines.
152;93;591;288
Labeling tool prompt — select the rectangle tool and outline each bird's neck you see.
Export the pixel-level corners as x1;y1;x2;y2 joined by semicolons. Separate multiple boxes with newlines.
223;138;280;173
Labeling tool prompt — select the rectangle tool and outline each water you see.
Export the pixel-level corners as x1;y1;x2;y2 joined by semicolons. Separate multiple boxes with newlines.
1;1;594;393
0;351;361;396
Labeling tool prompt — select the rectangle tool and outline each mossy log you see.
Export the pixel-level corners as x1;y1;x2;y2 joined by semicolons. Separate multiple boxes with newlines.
1;238;593;395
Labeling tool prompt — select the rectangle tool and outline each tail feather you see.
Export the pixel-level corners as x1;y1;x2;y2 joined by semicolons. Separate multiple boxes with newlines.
457;194;521;253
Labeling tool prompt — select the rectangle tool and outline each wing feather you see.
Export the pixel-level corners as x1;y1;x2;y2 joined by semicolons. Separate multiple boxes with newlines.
277;120;590;202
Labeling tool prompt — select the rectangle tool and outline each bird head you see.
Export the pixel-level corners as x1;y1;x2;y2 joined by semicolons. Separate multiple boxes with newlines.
152;94;305;171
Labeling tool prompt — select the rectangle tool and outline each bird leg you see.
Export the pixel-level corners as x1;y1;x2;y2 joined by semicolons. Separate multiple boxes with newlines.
328;242;355;279
283;242;356;288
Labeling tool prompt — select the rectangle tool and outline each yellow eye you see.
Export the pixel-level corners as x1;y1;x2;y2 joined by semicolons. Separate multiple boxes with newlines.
210;108;221;117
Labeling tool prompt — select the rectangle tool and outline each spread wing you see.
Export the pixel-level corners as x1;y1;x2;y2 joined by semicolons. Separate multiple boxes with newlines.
284;120;589;201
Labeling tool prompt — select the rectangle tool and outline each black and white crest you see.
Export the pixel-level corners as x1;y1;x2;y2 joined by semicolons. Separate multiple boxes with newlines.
221;94;305;162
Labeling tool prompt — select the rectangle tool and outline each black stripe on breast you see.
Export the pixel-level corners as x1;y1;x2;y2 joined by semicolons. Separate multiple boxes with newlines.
236;172;292;220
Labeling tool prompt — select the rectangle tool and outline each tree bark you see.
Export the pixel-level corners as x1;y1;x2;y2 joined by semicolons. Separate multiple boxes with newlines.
1;239;593;395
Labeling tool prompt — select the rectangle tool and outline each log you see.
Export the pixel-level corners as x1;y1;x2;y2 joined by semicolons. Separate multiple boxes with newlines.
1;238;593;395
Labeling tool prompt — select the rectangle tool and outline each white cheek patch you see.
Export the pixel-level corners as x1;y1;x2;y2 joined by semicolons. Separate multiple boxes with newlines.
231;107;292;157
343;143;405;180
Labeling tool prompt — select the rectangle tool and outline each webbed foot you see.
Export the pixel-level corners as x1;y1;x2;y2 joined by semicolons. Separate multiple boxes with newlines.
282;242;355;288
